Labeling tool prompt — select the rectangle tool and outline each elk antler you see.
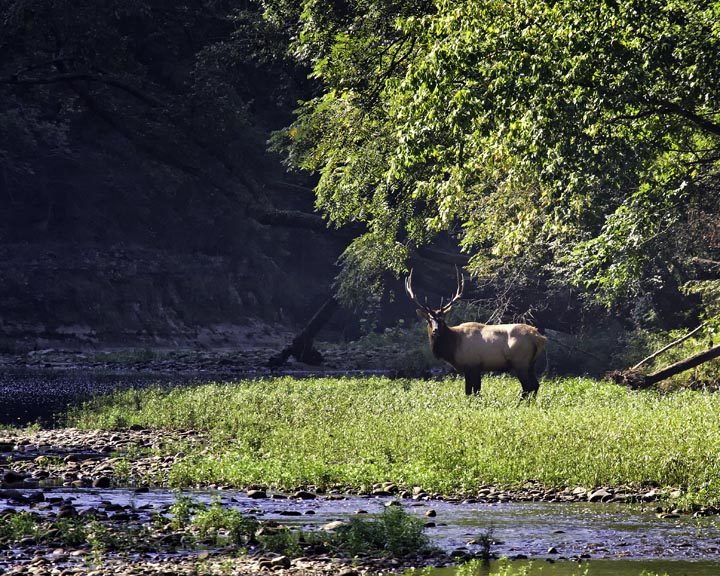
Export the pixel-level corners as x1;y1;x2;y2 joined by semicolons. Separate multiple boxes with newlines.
405;267;464;316
439;266;464;315
405;269;434;315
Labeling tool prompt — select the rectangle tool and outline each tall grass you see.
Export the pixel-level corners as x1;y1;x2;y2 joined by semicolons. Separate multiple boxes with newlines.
69;376;720;507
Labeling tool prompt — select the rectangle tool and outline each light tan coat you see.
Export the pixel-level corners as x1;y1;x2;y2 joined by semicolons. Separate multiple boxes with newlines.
449;323;547;372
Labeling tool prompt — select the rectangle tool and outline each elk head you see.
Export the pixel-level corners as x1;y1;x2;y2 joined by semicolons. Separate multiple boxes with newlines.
405;267;464;340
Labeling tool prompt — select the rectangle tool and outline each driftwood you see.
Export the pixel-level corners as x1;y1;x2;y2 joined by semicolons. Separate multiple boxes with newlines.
609;343;720;389
267;296;339;367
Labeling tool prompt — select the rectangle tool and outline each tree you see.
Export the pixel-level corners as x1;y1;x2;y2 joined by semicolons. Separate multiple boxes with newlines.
267;0;720;325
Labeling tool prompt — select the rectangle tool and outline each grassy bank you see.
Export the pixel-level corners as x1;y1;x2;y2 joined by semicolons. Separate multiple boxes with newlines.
69;376;720;509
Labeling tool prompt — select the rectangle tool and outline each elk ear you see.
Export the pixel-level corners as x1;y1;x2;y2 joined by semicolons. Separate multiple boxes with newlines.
416;309;430;321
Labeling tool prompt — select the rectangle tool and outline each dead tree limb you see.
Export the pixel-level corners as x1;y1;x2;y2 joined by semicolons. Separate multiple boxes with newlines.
267;296;339;367
631;323;706;370
642;343;720;387
610;343;720;389
1;72;161;107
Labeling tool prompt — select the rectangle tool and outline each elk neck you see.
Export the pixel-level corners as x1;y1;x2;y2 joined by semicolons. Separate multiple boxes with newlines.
428;321;459;364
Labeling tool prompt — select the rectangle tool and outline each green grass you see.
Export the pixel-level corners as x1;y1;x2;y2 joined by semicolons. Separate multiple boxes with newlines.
69;375;720;508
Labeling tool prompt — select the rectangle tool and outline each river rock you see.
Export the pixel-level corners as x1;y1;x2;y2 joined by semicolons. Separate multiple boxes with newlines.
57;504;78;519
92;476;111;488
588;488;612;502
322;520;348;531
642;489;661;502
247;489;268;499
2;470;26;485
371;489;394;496
292;490;317;499
271;555;291;568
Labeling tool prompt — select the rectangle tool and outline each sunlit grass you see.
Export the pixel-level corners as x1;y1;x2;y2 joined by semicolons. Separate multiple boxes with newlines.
69;375;720;508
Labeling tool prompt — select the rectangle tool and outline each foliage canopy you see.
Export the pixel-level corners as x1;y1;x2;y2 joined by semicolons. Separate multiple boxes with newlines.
266;0;720;322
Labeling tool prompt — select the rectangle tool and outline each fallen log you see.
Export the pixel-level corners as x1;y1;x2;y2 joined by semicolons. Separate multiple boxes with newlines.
609;343;720;389
630;323;706;371
267;296;339;367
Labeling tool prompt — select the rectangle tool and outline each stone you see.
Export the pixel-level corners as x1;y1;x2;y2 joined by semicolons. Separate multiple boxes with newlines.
2;470;25;485
271;556;291;568
57;505;78;519
321;521;348;531
92;476;111;488
292;490;317;500
247;489;268;499
587;488;612;502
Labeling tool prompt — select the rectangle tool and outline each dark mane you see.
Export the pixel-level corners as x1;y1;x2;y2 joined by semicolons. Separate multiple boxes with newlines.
429;322;457;364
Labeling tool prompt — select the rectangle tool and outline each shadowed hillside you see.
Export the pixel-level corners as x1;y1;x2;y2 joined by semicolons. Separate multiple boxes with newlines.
0;1;347;350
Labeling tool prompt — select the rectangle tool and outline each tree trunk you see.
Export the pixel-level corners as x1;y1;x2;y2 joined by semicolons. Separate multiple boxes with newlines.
642;343;720;387
631;323;706;370
267;296;339;367
609;343;720;389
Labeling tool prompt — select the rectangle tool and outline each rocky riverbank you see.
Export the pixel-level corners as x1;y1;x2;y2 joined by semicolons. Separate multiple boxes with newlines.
1;427;687;508
0;338;427;377
0;428;444;575
1;423;716;574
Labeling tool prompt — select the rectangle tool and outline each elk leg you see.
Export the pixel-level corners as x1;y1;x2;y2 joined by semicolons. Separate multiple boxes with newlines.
518;370;539;400
464;369;481;395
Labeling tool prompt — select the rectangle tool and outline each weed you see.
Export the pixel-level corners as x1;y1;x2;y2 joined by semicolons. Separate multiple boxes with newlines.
0;511;39;542
34;455;64;469
112;457;131;485
256;525;301;555
470;528;495;561
334;506;432;558
169;493;203;530
192;500;259;547
52;518;88;547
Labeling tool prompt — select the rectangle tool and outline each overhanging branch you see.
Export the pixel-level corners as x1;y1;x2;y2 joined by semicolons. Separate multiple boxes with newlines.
1;72;161;107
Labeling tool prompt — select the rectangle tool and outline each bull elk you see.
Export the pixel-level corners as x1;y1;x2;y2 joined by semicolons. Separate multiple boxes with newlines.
405;268;546;398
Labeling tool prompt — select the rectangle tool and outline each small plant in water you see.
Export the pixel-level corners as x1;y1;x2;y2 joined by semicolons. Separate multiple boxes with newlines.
335;505;432;557
112;457;132;485
470;527;495;561
52;518;88;547
256;524;301;555
169;493;204;530
0;511;39;543
192;499;259;547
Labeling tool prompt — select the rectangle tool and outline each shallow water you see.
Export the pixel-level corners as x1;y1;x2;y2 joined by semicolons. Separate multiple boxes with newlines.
9;487;720;574
0;370;223;426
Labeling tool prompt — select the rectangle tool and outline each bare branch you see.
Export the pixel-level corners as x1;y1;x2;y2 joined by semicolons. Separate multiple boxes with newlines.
631;323;706;371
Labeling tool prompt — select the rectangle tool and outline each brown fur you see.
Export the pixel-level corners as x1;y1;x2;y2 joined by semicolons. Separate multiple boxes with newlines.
419;310;546;398
407;269;546;398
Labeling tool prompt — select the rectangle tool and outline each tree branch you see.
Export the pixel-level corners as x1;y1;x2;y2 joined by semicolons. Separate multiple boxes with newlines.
1;72;161;107
631;323;706;371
